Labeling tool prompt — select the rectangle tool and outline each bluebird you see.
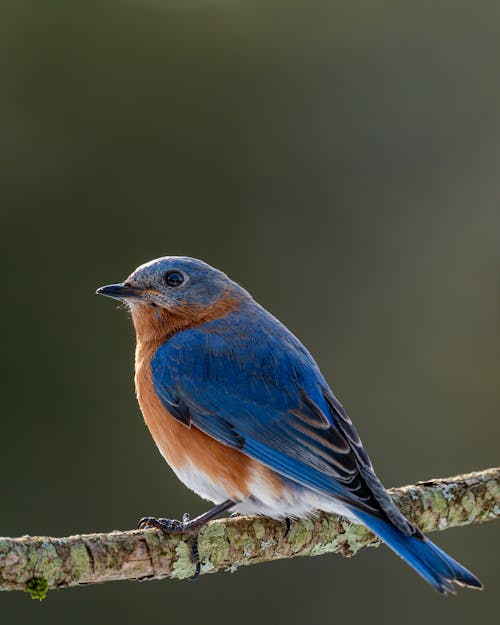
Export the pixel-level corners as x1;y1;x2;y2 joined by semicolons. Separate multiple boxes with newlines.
97;256;482;593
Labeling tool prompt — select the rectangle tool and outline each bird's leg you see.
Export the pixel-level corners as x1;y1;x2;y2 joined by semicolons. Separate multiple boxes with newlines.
138;499;236;580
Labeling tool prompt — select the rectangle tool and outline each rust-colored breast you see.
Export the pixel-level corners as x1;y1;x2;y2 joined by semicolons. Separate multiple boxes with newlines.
134;339;253;501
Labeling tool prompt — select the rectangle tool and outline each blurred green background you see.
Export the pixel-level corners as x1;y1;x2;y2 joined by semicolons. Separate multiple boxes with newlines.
0;1;499;623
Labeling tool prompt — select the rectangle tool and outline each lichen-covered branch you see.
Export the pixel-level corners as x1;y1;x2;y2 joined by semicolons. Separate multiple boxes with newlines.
1;468;498;599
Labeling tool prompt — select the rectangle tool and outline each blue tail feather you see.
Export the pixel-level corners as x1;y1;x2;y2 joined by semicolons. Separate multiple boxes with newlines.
354;510;483;594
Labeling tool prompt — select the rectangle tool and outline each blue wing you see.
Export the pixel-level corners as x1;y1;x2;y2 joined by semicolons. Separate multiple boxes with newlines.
151;310;412;533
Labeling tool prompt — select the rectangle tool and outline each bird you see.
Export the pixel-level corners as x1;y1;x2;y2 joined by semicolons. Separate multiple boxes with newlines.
96;255;482;593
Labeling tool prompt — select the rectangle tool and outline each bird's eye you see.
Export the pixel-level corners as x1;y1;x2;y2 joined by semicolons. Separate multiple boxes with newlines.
164;271;184;288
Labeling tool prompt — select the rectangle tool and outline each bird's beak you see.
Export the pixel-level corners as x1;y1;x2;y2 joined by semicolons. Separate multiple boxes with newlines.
96;283;144;301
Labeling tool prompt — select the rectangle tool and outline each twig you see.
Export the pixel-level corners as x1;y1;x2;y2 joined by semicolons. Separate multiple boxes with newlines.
1;467;498;599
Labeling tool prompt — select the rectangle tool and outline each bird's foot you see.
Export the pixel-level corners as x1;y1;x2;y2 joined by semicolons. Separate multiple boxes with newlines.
138;513;202;580
137;500;236;581
137;512;203;535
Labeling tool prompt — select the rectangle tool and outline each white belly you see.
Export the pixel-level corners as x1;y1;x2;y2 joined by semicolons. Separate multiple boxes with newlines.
169;457;359;523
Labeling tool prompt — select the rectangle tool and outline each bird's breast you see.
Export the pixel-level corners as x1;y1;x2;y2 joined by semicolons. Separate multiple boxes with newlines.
134;339;283;505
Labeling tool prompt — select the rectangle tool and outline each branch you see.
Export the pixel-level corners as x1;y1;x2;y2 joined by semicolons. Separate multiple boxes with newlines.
1;468;498;599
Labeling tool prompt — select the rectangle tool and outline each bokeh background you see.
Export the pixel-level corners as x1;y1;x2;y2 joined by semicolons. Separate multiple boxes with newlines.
1;1;499;624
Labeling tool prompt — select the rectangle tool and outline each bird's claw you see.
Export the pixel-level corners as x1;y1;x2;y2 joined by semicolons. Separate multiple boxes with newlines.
138;516;186;533
284;516;292;539
137;514;201;580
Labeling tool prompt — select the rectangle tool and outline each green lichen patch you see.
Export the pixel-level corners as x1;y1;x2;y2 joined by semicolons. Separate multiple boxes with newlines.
423;489;448;516
68;543;91;581
170;539;197;580
486;479;500;502
201;521;227;542
224;527;254;556
25;576;48;601
310;540;340;556
419;488;450;531
200;522;232;568
288;519;314;553
339;521;376;555
461;491;477;519
252;520;267;540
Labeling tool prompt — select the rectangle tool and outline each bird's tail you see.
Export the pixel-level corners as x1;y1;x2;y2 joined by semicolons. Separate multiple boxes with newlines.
354;509;483;594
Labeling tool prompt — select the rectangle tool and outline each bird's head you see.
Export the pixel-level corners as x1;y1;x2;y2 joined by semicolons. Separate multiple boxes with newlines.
97;256;247;340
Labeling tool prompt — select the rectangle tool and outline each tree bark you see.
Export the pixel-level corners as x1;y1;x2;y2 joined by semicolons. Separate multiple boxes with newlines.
1;467;498;599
